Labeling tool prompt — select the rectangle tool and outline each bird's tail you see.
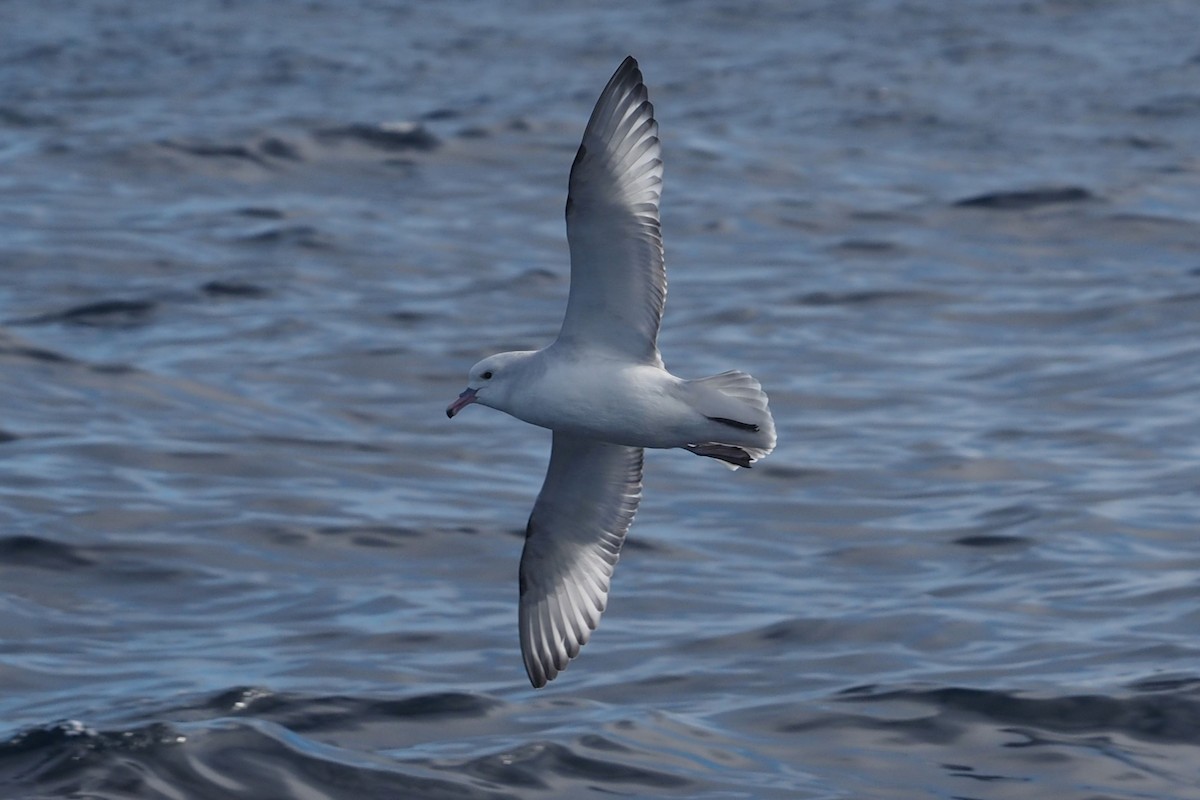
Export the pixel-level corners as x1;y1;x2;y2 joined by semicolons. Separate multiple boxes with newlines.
685;370;776;467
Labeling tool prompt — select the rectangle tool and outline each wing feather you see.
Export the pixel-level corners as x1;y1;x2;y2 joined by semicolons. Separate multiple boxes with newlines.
558;56;665;365
518;434;643;687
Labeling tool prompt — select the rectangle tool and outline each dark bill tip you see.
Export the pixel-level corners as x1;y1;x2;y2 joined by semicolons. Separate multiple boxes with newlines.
446;387;478;419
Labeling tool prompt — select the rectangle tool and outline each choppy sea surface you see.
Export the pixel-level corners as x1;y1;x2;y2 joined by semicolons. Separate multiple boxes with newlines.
2;1;1200;798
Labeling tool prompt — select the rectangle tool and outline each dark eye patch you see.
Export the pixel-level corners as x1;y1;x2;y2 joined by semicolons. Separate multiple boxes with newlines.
482;371;493;380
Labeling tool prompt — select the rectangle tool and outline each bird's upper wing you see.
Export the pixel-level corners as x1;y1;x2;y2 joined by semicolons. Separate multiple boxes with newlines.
558;56;665;365
519;433;643;687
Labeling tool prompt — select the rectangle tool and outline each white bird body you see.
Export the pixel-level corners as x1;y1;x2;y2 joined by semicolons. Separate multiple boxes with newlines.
447;57;776;687
477;346;773;454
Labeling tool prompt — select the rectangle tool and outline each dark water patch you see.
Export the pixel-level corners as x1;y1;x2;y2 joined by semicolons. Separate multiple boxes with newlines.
3;41;66;64
780;709;966;746
201;279;270;298
831;238;903;255
18;299;156;328
0;106;56;127
677;306;759;327
953;186;1094;210
236;206;286;219
1133;94;1200;117
159;138;272;166
944;302;1124;330
759;620;814;643
940;762;1022;785
840;686;1200;745
1096;212;1198;237
511;267;559;285
983;426;1132;449
388;310;429;325
457;748;549;790
0;718;513;800
447;268;561;300
953;534;1031;548
758;463;829;481
456;741;691;791
376;692;500;722
421;108;461;122
258;525;316;547
316;122;440;152
456;125;492;139
317;525;424;547
1;535;203;582
848;209;919;223
0;720;185;794
1103;134;1170;150
258;135;303;161
198;688;499;731
845;109;945;129
0;535;95;569
1128;675;1200;694
90;361;138;375
0;429;17;443
793;289;941;307
1162;289;1200;306
100;560;195;584
684;617;857;654
0;341;75;363
238;224;332;249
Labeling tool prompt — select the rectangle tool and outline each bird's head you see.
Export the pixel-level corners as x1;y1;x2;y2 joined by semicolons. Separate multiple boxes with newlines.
446;351;535;418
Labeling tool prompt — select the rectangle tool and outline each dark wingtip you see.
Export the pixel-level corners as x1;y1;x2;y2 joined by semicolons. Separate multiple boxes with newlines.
612;55;642;89
524;648;551;688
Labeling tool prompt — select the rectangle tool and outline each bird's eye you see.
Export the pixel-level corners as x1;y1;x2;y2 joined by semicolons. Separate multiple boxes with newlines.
482;371;493;380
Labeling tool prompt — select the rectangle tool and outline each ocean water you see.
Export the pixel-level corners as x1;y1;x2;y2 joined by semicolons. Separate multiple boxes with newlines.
2;1;1200;797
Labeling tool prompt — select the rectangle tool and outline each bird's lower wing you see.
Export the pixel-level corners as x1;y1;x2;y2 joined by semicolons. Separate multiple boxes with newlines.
519;433;643;687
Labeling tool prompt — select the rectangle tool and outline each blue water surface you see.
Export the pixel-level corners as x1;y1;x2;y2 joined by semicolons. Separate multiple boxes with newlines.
2;1;1199;797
